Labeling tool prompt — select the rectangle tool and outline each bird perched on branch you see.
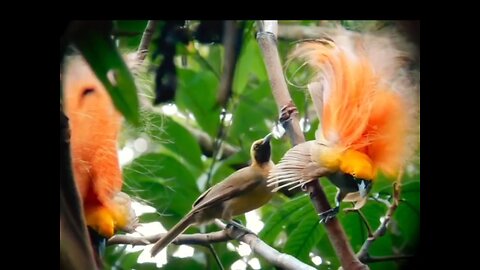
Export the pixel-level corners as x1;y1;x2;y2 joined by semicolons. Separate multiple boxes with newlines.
150;133;275;256
268;26;419;223
62;54;138;258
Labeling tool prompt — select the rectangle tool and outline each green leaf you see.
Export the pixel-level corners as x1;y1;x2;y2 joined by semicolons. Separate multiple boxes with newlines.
176;69;221;136
142;111;204;170
119;251;143;269
114;20;149;50
392;181;420;253
206;44;223;78
67;21;140;126
229;81;275;147
123;153;200;229
134;262;162;270
234;36;268;94
283;208;324;264
162;257;204;270
215;242;241;269
259;195;312;245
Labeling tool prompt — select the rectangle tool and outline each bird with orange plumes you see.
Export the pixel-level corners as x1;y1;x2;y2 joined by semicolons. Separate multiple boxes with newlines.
268;25;419;223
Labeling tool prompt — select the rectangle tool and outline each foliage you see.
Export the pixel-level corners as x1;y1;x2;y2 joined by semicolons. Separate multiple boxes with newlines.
67;20;420;270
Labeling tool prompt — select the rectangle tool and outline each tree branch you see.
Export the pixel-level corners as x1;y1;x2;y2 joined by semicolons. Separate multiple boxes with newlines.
108;231;230;246
136;20;158;63
256;28;304;146
256;20;368;270
277;25;336;40
357;175;402;263
185;125;239;159
108;223;316;270
363;254;415;263
217;20;242;107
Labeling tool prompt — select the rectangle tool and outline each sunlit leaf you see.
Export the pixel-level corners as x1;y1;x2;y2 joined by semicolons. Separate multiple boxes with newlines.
176;69;221;136
283;208;324;264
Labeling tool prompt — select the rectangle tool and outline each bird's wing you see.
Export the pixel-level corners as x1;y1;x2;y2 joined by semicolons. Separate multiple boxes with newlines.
192;167;264;212
268;141;330;192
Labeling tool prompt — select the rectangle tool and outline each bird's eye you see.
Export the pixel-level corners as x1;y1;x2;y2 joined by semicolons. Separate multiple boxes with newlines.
82;88;95;97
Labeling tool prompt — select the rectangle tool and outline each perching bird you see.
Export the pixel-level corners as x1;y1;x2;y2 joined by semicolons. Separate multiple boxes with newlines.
268;26;419;223
62;54;138;243
150;133;275;256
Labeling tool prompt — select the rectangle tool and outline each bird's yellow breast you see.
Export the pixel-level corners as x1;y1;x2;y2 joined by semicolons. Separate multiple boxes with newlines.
227;182;273;217
339;149;375;180
226;162;274;217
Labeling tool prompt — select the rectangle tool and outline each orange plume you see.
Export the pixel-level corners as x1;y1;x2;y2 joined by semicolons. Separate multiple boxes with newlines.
290;26;419;177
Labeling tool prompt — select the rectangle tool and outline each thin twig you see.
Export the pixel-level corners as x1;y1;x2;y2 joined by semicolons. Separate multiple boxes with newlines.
256;20;368;270
357;173;403;263
108;223;316;270
185;125;239;159
345;207;374;237
363;254;415;263
208;244;225;270
136;20;158;63
206;109;227;188
206;20;243;187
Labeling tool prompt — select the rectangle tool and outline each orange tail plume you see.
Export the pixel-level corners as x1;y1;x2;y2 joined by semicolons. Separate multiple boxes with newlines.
290;26;419;177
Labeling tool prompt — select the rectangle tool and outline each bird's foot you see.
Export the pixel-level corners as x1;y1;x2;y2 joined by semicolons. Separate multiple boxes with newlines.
318;206;340;223
279;101;298;124
226;220;256;239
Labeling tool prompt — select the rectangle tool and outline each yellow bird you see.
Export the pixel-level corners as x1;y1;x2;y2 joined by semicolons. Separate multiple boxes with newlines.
150;133;275;256
268;26;419;223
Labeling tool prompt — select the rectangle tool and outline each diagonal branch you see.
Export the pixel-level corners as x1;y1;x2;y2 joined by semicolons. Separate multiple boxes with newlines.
356;173;402;263
345;207;374;237
255;20;368;270
136;20;159;63
363;254;415;263
108;222;316;270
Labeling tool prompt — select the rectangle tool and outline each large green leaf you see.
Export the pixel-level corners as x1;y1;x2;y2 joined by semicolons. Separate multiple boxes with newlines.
176;69;221;136
163;257;204;270
392;181;420;253
283;208;324;264
123;153;200;229
233;35;268;94
229;81;275;148
206;44;223;78
141;111;204;171
67;21;140;126
259;195;312;245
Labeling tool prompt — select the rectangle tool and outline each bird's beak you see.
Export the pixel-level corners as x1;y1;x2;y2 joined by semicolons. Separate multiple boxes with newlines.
262;133;273;144
358;180;371;198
